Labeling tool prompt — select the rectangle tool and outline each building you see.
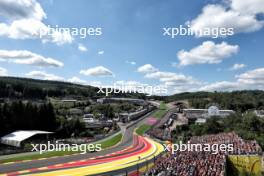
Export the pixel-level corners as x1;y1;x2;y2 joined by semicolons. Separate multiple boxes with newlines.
183;106;234;120
0;130;53;147
195;118;207;124
68;108;83;116
97;97;147;106
119;105;156;122
254;110;264;118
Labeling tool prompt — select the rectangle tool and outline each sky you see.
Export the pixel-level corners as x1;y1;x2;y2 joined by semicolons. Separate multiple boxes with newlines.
0;0;263;95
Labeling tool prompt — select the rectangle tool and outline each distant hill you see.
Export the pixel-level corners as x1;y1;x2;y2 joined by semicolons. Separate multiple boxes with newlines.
0;76;100;99
1;76;263;112
162;90;264;112
0;76;146;100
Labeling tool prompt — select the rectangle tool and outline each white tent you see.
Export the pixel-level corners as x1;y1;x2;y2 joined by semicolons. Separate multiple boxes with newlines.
0;130;53;147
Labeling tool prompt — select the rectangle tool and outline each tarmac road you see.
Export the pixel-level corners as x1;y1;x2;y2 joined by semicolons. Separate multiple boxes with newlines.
0;110;156;174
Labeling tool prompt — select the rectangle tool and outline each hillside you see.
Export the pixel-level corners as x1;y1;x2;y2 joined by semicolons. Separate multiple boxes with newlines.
0;76;146;100
164;90;264;112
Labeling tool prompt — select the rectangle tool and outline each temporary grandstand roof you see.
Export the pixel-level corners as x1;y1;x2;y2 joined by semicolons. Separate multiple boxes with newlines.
0;130;53;147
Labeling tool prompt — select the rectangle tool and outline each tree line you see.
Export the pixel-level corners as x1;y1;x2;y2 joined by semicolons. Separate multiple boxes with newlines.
0;101;57;136
0;101;88;138
0;77;99;99
0;77;146;100
160;90;264;113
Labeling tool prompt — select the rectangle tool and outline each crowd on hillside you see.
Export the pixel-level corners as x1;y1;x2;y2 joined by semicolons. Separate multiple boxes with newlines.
146;132;262;176
190;132;261;155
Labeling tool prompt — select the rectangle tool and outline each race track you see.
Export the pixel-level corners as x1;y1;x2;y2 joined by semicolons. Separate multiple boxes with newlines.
1;135;164;176
0;109;166;176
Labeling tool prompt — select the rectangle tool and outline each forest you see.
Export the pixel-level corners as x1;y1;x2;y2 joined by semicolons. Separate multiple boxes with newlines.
156;90;264;113
0;77;146;100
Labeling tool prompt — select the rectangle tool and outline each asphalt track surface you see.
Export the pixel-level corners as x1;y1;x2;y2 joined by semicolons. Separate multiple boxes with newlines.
0;110;165;176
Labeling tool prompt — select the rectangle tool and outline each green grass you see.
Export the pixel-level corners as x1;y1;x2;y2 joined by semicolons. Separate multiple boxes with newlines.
0;133;123;164
159;102;167;110
136;124;152;135
152;102;168;119
99;133;122;149
136;102;168;135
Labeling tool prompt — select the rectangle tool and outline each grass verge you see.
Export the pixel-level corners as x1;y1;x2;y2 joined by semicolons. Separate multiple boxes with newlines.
99;133;122;149
136;102;168;135
152;102;168;119
0;133;123;164
136;124;152;136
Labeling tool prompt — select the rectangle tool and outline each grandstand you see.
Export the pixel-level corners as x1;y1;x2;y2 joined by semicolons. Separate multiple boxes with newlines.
147;132;262;176
183;106;234;120
97;97;147;106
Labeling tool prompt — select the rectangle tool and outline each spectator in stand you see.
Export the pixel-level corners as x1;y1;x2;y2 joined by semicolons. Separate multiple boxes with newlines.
147;132;262;176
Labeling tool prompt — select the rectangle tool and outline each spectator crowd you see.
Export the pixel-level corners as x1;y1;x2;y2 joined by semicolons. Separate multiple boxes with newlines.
146;132;262;176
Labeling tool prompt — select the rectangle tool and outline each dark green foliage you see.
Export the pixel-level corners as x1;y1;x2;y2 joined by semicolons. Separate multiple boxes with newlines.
0;101;58;136
163;90;264;113
172;113;264;149
0;77;98;99
56;117;85;138
86;104;115;119
86;103;139;119
0;76;146;99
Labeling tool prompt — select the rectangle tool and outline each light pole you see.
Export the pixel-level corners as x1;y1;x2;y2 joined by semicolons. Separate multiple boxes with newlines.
145;158;148;173
137;156;141;175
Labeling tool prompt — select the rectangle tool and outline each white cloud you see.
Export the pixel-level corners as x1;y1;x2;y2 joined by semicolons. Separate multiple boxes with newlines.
80;66;114;77
145;71;200;86
137;64;158;73
113;80;168;95
199;81;239;91
137;65;264;93
25;70;64;81
0;0;46;20
114;80;147;87
68;76;87;84
188;0;264;37
98;50;104;55
47;29;73;45
177;41;239;66
0;67;8;76
198;68;264;91
0;19;73;45
230;63;246;70
137;64;202;94
126;60;136;65
89;81;102;87
0;0;73;45
0;19;46;39
237;68;264;86
0;49;63;67
145;71;175;79
230;0;264;15
78;43;87;52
